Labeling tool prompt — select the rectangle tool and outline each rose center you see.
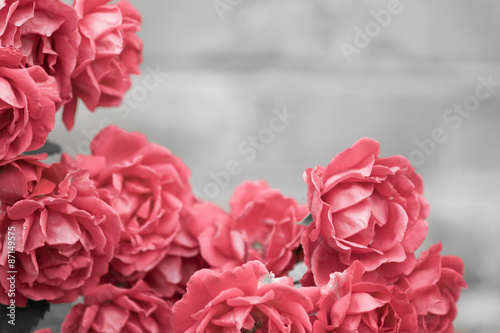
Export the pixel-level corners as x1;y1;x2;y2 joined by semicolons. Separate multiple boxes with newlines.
241;321;262;333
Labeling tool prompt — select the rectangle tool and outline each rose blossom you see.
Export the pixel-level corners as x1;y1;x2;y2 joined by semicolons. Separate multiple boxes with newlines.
62;125;195;281
189;180;308;276
171;260;319;333
0;46;60;161
0;0;80;107
144;220;209;300
144;252;208;301
302;138;429;286
0;154;55;205
62;0;143;130
313;261;418;332
396;243;467;333
62;280;172;333
0;164;121;306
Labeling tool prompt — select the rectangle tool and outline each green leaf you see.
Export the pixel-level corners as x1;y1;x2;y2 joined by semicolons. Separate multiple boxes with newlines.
297;213;313;227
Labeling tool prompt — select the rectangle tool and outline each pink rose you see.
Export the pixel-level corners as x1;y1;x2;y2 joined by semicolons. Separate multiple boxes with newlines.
0;46;60;161
34;329;53;333
62;125;195;281
190;180;308;276
0;154;56;205
0;164;121;306
313;261;418;332
185;201;242;275
62;0;142;130
397;243;467;333
144;253;208;301
62;280;172;333
302;138;429;286
0;0;80;106
144;220;209;299
171;260;319;333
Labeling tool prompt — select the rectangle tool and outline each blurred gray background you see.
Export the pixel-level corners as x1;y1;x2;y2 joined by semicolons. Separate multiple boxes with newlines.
45;1;500;332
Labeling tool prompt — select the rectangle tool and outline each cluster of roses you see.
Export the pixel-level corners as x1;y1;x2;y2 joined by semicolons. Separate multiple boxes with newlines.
0;0;467;331
0;122;307;332
1;127;467;332
169;138;468;333
0;0;142;162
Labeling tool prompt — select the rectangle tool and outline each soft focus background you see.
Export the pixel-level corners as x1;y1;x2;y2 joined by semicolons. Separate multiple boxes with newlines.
43;1;500;332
